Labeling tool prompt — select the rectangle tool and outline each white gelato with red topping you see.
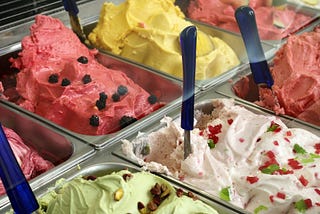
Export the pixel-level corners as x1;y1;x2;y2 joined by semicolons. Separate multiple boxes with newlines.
122;98;320;213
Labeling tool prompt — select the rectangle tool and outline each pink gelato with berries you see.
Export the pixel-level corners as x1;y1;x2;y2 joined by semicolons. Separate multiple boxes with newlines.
9;15;162;135
122;98;320;213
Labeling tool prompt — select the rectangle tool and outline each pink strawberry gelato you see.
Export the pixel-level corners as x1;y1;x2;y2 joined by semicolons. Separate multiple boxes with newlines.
233;25;320;126
0;125;54;195
269;26;320;125
187;0;313;40
8;15;163;135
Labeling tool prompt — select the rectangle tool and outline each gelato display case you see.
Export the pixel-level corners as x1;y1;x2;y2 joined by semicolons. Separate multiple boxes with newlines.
0;0;319;213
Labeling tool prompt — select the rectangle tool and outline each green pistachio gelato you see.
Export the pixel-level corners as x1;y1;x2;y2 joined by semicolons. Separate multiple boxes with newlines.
38;170;219;214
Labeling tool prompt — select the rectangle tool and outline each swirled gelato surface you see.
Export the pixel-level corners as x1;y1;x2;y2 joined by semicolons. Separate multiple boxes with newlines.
88;0;240;80
9;15;162;135
187;0;314;40
0;125;54;195
122;98;320;213
268;26;320;126
38;170;218;214
234;26;320;126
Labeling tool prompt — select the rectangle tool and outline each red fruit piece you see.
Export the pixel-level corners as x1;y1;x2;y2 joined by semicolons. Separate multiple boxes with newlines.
246;176;259;184
304;199;313;209
276;192;286;199
288;158;303;170
299;175;309;187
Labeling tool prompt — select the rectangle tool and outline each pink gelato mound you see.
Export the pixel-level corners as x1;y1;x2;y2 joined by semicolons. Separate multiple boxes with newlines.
187;0;313;40
233;26;320;126
9;15;163;135
270;26;320;125
0;125;54;195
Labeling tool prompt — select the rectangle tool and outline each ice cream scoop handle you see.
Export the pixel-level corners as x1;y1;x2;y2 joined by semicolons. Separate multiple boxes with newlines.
180;26;197;130
235;6;274;88
0;124;39;214
62;0;79;15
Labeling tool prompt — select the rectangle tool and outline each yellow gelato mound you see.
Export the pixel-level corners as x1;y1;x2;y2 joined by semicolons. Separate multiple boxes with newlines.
88;0;240;80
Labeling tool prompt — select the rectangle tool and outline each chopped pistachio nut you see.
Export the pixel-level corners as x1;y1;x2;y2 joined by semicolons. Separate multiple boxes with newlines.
295;199;308;212
160;188;170;198
141;145;150;155
293;144;307;154
254;205;268;214
208;139;215;149
219;187;231;201
114;188;124;201
261;164;280;174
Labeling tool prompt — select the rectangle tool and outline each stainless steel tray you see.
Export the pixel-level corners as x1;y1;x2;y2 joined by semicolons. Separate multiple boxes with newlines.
0;101;95;209
0;43;183;149
82;18;276;90
176;0;320;47
111;90;319;214
0;154;247;214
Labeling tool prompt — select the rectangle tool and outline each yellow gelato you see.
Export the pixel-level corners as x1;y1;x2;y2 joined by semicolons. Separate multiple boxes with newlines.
88;0;240;80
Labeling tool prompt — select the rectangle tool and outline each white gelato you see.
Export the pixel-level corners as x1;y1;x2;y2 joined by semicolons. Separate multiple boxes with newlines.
122;99;320;213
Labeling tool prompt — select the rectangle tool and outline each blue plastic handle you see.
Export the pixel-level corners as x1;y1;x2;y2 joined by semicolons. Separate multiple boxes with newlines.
0;124;39;214
180;26;197;130
62;0;79;15
235;6;274;88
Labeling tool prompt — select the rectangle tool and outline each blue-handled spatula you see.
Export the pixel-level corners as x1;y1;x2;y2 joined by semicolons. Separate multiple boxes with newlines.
62;0;89;45
235;6;279;106
180;26;197;159
0;124;39;214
